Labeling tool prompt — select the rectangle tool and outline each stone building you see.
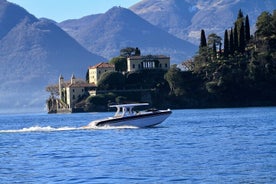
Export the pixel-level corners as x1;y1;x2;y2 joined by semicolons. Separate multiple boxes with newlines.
88;62;115;85
58;74;96;110
127;55;170;72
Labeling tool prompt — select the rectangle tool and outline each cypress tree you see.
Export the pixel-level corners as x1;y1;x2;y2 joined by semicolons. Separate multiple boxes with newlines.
200;29;207;48
236;9;244;32
135;47;141;56
219;43;222;57
234;23;238;53
224;30;229;57
237;9;244;19
229;28;234;55
239;21;245;53
245;15;250;42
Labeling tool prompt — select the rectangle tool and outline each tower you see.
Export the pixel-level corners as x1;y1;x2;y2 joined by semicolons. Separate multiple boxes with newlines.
59;74;64;100
71;74;76;84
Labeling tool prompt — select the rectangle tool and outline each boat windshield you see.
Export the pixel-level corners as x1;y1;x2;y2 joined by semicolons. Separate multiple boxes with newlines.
111;103;149;117
114;106;134;117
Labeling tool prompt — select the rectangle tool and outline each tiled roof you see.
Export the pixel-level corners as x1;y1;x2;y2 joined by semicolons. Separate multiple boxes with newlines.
89;62;114;69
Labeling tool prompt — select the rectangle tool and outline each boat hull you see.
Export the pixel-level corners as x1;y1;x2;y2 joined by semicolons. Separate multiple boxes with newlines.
95;110;171;128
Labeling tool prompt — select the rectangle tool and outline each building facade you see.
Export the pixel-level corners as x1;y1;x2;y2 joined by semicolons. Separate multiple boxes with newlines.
59;74;96;109
88;62;115;85
127;55;170;72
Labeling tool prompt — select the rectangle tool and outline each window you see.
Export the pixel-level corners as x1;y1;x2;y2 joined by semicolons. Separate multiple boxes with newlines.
73;95;75;99
72;89;75;93
132;64;135;69
165;63;168;68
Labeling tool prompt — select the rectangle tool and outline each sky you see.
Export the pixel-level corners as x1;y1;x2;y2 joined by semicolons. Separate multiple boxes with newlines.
8;0;141;22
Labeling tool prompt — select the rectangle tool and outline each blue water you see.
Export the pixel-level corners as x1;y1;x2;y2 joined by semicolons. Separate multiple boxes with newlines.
0;107;275;183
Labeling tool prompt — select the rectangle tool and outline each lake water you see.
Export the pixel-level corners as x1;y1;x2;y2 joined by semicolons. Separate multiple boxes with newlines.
0;107;275;183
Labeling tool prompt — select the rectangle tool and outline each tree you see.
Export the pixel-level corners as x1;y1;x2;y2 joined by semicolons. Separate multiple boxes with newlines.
219;42;222;57
199;29;207;49
164;65;185;96
208;33;222;59
237;9;244;19
109;56;127;72
134;47;141;56
85;69;89;83
126;69;166;89
229;28;234;55
120;47;140;57
234;23;238;53
245;15;251;42
45;84;59;97
255;11;273;38
212;41;217;58
272;10;276;35
236;9;244;31
224;30;229;57
97;71;125;90
208;33;222;48
239;21;245;53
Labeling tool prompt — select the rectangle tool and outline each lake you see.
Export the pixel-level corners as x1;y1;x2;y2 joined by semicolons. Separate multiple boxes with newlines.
0;107;275;183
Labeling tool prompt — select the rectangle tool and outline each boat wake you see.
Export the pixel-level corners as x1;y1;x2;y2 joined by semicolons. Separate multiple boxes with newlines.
0;124;138;133
83;124;138;130
0;126;81;133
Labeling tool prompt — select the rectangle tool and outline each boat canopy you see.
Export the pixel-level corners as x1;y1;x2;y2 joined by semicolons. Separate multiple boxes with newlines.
110;103;149;117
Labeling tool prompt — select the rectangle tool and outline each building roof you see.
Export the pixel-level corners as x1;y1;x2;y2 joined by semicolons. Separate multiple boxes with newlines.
128;55;170;60
60;79;96;88
89;62;114;69
68;83;96;88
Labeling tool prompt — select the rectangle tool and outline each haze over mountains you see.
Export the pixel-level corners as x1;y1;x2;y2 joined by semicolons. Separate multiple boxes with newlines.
0;0;275;112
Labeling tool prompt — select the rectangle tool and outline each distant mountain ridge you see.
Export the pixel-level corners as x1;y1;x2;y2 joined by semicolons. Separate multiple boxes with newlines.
59;6;197;64
130;0;195;41
0;0;105;113
130;0;276;44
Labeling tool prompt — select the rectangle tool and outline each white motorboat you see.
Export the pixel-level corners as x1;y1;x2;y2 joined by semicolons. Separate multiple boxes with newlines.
86;103;172;128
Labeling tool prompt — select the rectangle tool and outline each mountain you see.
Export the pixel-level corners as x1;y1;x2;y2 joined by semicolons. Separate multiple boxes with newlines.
130;0;276;44
0;0;105;113
130;0;195;42
59;6;197;64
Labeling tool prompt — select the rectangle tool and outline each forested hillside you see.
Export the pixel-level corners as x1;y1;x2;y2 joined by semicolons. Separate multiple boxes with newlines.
164;9;276;108
82;10;276;110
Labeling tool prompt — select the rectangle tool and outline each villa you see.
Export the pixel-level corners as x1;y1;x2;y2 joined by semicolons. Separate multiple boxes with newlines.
47;74;96;113
127;55;170;72
88;62;115;85
46;54;171;113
